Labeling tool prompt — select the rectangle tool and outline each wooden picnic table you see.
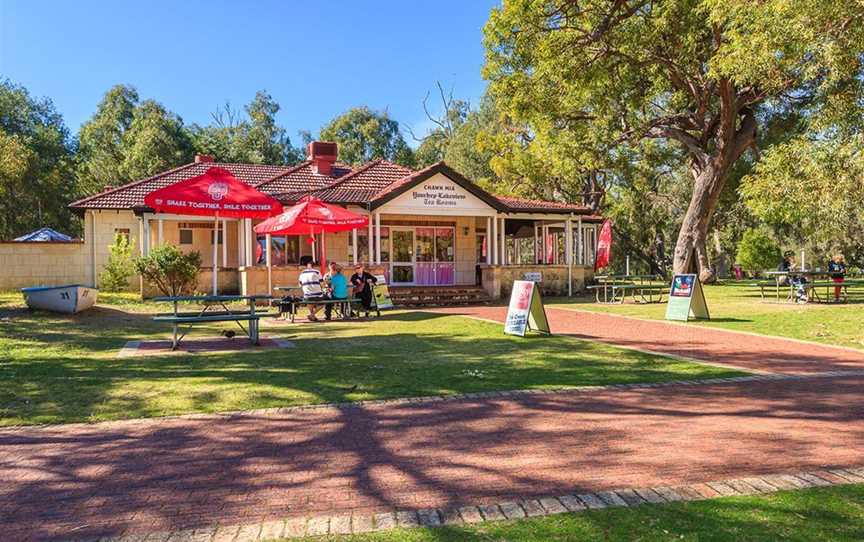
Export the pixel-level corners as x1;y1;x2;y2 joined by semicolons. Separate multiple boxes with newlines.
589;274;667;304
152;294;276;350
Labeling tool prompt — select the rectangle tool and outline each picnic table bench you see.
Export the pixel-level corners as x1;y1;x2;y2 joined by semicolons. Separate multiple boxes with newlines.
756;272;863;303
152;295;276;349
588;275;667;304
273;287;380;322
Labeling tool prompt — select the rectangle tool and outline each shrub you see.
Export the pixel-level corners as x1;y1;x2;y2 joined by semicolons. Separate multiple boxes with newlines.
134;245;201;297
736;229;781;277
99;233;135;291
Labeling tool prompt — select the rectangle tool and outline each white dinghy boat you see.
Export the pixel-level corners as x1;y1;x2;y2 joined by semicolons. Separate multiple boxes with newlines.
21;285;99;314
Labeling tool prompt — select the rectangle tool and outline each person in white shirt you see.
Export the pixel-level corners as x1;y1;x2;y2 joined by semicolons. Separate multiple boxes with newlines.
298;256;325;321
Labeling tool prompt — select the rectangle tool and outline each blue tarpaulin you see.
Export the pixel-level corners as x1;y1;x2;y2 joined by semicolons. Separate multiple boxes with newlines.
14;227;74;242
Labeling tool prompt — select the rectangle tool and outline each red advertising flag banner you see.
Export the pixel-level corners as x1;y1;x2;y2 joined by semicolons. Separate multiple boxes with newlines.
594;220;613;271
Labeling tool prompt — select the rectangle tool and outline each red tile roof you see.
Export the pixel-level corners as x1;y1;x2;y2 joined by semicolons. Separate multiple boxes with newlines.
494;195;591;213
255;160;353;194
274;160;414;205
69;162;294;211
70;158;599;217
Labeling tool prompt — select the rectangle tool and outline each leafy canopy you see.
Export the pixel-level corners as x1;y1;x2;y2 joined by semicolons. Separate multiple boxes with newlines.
736;228;781;276
319;106;414;167
741;134;864;261
0;79;76;239
189;91;303;165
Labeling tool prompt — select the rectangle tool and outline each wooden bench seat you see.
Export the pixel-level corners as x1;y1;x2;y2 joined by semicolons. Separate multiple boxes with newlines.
152;314;272;324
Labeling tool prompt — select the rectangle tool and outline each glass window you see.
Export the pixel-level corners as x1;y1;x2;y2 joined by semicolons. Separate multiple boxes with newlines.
270;236;286;266
255;235;300;266
179;229;193;245
352;232;370;264
379;227;391;263
284;236;300;264
210;229;224;245
392;230;414;262
584;228;597;265
256;236;266;265
114;228;130;241
435;228;454;262
415;228;434;262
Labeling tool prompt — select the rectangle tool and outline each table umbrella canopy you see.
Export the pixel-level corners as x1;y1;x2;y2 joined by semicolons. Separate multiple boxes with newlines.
144;167;283;219
254;195;368;235
255;195;369;278
144;167;283;295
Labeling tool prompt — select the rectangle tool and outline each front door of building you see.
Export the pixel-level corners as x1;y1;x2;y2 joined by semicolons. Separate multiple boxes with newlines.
415;227;455;286
391;228;415;284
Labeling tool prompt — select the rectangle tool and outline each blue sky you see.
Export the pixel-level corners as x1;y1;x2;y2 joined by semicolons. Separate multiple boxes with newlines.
0;0;498;144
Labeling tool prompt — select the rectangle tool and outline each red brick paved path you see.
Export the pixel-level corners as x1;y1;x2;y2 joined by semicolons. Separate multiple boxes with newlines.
436;305;864;375
2;310;863;541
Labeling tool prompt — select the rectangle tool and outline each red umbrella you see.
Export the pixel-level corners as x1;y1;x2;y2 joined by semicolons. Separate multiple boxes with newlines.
144;167;283;294
254;195;368;272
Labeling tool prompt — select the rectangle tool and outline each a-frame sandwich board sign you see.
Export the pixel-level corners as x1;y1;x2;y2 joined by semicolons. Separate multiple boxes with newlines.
665;274;710;321
504;280;551;336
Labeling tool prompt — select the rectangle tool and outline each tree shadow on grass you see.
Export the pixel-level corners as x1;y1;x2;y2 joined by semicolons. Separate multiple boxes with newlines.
1;322;737;426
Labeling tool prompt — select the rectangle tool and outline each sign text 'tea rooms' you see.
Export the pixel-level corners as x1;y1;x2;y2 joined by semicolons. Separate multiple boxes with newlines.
411;183;468;207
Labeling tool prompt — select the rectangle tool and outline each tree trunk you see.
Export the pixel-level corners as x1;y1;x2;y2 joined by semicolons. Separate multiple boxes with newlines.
672;162;727;281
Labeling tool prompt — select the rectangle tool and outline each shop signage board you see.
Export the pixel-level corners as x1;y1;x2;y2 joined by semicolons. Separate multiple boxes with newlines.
504;280;551;336
664;274;710;321
523;271;543;282
372;275;394;309
383;173;495;216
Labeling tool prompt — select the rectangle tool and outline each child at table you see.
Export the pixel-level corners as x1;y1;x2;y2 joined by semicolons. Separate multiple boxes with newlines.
828;253;846;302
323;262;349;321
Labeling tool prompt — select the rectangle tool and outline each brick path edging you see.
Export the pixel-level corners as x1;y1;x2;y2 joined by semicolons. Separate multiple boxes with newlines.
7;369;864;433
88;466;864;542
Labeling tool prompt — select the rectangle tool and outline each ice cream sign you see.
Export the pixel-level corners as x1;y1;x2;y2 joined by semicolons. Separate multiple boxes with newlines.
411;183;469;207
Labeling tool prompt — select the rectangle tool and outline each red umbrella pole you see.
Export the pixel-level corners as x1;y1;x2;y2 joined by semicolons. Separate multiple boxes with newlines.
320;229;327;273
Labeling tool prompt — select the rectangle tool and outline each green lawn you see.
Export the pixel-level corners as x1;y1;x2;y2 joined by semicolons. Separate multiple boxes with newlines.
0;291;742;426
302;484;864;542
548;282;864;350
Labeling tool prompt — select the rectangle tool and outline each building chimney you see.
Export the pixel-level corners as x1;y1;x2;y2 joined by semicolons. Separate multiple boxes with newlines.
307;141;338;176
195;154;215;163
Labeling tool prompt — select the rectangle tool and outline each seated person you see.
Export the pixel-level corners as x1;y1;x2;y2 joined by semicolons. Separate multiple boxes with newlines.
828;253;846;302
779;252;808;303
323;262;349;321
298;256;325;321
350;263;378;317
